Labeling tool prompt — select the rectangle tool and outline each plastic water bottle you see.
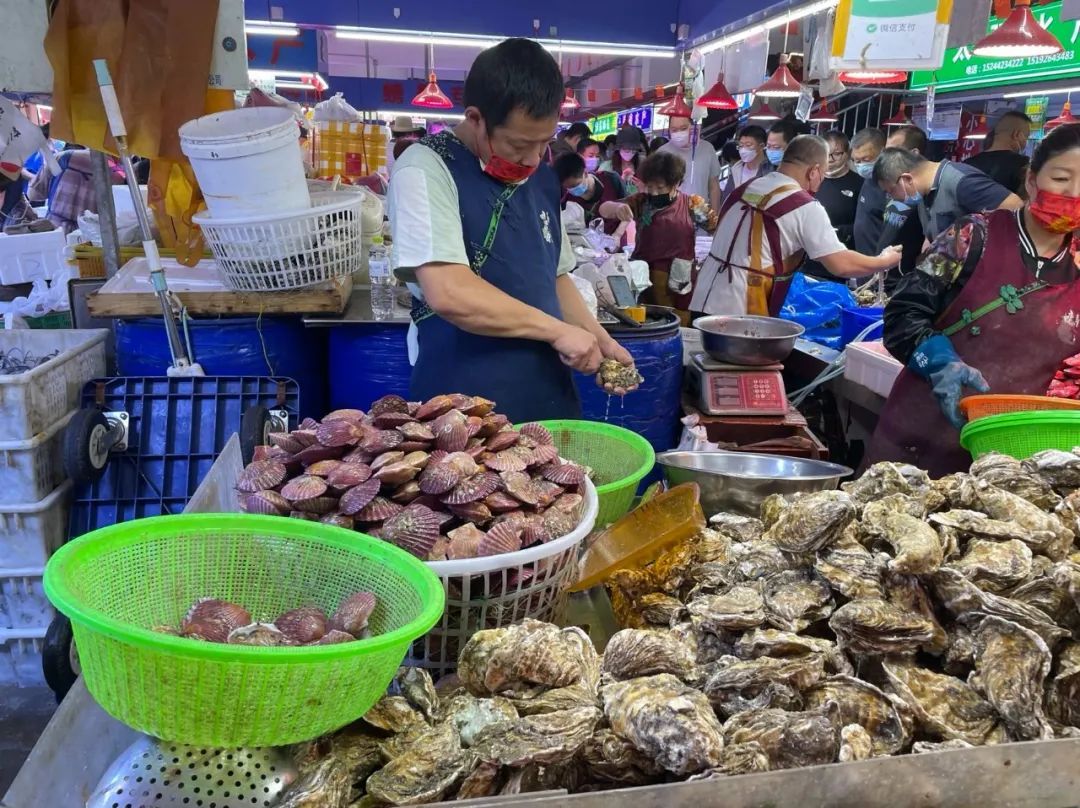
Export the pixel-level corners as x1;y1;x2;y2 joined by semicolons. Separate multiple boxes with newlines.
369;235;395;320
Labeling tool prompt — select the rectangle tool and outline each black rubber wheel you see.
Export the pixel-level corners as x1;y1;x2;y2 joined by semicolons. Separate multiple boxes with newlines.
62;407;112;483
42;614;80;702
240;404;271;465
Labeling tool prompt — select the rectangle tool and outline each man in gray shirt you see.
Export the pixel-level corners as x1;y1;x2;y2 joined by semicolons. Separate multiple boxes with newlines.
659;114;721;212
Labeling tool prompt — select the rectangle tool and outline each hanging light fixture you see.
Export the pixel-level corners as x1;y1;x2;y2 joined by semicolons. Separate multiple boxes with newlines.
698;48;738;110
658;84;693;117
756;16;803;98
808;102;838;123
1046;99;1079;131
964;114;990;139
837;69;908;84
748;101;781;120
412;44;453;109
973;0;1063;57
882;103;911;127
561;87;580;111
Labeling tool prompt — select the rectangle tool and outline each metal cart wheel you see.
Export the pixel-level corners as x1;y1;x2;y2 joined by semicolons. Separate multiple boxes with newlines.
63;407;129;484
240;404;288;464
42;614;81;702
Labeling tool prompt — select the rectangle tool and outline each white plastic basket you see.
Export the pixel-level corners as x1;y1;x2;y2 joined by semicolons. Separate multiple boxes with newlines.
0;410;75;504
844;340;903;398
0;566;52;631
193;191;365;292
0;628;46;687
0;482;72;567
0;228;67;285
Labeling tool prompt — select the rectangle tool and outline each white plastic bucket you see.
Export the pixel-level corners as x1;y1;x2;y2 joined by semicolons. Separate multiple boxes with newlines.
179;107;310;219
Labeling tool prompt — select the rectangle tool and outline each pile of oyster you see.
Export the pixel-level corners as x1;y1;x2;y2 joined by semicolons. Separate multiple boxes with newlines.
237;394;588;562
159;592;377;647
274;450;1080;805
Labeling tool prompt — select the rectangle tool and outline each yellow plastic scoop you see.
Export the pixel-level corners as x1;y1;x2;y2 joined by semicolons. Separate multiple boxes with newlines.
569;483;705;592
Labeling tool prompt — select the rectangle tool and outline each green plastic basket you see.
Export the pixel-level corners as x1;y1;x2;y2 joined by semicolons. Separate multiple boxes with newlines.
43;514;444;747
534;420;655;526
960;410;1080;461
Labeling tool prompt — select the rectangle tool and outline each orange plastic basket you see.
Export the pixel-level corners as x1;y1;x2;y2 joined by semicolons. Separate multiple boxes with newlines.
960;394;1080;421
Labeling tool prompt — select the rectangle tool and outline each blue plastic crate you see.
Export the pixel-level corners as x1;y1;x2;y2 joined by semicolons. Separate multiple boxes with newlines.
69;376;299;537
840;306;884;347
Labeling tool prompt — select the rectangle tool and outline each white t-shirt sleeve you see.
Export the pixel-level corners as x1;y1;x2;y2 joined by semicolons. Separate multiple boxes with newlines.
706;148;722;182
796;199;847;259
387;144;469;282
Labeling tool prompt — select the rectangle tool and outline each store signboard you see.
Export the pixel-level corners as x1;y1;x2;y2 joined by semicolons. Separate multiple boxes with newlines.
1026;96;1050;127
929;103;962;139
652;105;670;132
910;1;1078;91
588;112;618;137
831;0;952;69
617;106;653;131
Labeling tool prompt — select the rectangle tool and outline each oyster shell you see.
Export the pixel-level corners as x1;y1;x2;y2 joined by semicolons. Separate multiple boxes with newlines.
441;693;518;746
471;706;600;767
459;621;589;697
862;492;928;521
841;462;931;510
814;543;887;600
365;723;469;806
581;728;666;785
601;629;696;681
276;757;351;808
362;695;426;733
722;705;839;770
912;739;975;753
395;666;439;721
761;569;834;632
732;629;852;676
973;457;1060;510
762;490;856;554
602;673;725;775
804;675;911;756
597;358;644;389
966;480;1073;560
863;510;943;575
882;659;1003;745
638;592;687;627
839;724;874;762
828;598;937;656
1046;641;1080;728
687;586;766;633
709;512;765;543
730;539;795;582
970;615;1054;741
1024;449;1080;492
951;538;1033;592
699;653;826;704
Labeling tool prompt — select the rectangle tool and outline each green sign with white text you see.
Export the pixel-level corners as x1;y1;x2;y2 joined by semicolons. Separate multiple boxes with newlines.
910;1;1080;92
588;113;618;137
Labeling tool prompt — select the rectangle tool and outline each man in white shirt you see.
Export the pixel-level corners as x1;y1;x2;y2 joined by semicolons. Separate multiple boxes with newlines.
659;115;722;212
691;135;901;317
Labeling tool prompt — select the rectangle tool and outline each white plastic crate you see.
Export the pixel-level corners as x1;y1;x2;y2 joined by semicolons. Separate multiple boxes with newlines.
0;328;108;441
845;340;904;398
0;628;46;687
0;481;71;567
0;566;52;631
0;228;66;285
0;410;74;504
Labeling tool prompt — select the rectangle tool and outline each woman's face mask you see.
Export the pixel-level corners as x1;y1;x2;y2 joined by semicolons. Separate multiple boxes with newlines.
619;149;637;162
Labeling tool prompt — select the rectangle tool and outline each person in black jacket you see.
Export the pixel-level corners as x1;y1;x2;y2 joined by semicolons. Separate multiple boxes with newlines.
803;130;864;280
964;111;1032;197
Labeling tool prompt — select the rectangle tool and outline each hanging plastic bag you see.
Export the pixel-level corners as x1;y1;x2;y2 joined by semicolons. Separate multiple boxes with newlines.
561;202;586;235
584;217;618;254
570;273;598;318
313;93;361;123
779;273;856;350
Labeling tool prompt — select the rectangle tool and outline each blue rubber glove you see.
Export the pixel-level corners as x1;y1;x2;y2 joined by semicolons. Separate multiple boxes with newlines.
908;334;990;429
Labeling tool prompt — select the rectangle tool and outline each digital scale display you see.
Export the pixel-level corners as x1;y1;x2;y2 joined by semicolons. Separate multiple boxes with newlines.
690;354;789;416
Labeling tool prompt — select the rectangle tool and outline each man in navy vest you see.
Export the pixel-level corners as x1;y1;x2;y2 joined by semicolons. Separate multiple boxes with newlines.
388;38;634;423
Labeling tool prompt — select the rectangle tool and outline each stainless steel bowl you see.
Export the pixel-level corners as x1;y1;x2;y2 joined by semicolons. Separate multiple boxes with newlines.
694;315;806;366
656;450;853;517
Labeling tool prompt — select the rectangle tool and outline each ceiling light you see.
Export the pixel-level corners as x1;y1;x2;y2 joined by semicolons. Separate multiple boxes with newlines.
378;110;465;121
1003;84;1080;98
699;0;838;54
757;53;803;98
837;69;908;84
248;70;328;91
972;0;1063;58
412;72;453;109
245;21;299;37
698;73;738;109
748;101;780;120
882;103;911;126
658;85;693;117
333;27;673;58
964;114;989;139
808;102;838;122
1046;100;1079;130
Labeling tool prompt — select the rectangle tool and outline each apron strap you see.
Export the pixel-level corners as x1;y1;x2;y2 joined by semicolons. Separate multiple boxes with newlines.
941;280;1050;337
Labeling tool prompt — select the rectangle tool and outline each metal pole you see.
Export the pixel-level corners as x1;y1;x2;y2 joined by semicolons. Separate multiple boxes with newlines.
89;150;122;279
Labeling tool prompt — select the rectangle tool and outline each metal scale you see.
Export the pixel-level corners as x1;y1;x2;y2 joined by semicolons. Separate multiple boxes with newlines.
686;352;789;416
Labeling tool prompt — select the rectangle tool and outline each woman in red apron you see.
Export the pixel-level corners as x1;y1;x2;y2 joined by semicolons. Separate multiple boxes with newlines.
600;151;715;325
868;124;1080;477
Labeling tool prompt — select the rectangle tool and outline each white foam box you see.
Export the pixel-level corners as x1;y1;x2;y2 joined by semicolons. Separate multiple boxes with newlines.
844;340;903;398
0;227;66;285
0;481;72;568
0;567;53;631
0;410;74;504
0;629;46;687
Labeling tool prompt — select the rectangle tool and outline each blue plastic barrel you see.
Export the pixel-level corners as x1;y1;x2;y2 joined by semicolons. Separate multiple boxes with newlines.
574;309;683;461
114;317;328;418
327;323;411;410
840;306;885;346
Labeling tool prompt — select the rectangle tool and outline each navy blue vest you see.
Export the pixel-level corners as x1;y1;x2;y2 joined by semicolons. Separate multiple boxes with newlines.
409;131;581;423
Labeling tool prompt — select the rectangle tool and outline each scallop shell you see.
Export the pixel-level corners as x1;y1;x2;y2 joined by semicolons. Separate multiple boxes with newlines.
502;471;541;506
528;445;559;467
399;440;433;452
236;460;288;493
370;394;410;416
478;414;510;437
522;517;552;546
298;417;319;430
466;417;484;438
554;493;584;514
371;450;405;471
447;393;475;410
399;421;435;441
485;430;520;453
339;478;382;515
331;591;378;636
485;450;529;473
327;462;372;488
305;459;344;478
251;446;273;462
182;599;252;643
281;475;329;502
275;606;329;644
362;429;405;454
297;444;344;466
436;423;469;453
464;396;496;417
447;524;486;559
442;472;501;505
402;451;431;469
448;501;493;524
533;480;564;507
519;422;554;445
316;419;364;448
355;496;404;522
427;535;451;561
479;522;523;556
484;490;523;513
267;432;304;454
446;452;480;477
323;408;366;423
419;460;462;495
342;448;374;465
392;481;423;504
374;411;415;429
383;505;442;558
375;460;422;486
415;395;454;421
310;629;355;645
291;496;340;515
291;429;320;448
290;510;320;521
542;506;577;539
431;409;468;433
243;489;290;515
541;461;586;486
320;513;354;529
227;622;288;646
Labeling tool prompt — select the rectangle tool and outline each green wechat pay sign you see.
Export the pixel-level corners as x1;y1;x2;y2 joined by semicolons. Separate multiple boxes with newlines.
910;0;1080;91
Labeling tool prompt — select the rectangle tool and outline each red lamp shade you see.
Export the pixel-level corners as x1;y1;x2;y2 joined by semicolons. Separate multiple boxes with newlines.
964;115;990;140
882;103;911;127
756;54;803;98
658;86;693;118
561;88;580;111
808;102;838;123
412;72;453;109
748;101;781;121
973;0;1064;57
698;74;738;110
837;69;908;84
1046;100;1078;131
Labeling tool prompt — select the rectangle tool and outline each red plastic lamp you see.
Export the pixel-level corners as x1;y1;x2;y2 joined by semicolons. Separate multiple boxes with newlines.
698;73;738;110
412;72;453;109
837;69;908;84
973;0;1064;57
1045;100;1078;131
561;88;580;111
882;103;911;126
964;114;990;139
756;53;803;98
808;102;839;123
748;101;781;120
658;85;693;117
